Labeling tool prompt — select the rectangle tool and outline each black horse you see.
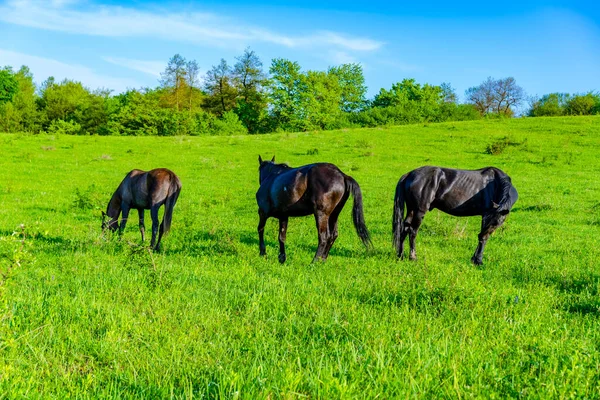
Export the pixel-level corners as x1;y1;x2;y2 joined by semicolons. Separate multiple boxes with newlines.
393;166;518;265
256;156;371;263
102;168;182;251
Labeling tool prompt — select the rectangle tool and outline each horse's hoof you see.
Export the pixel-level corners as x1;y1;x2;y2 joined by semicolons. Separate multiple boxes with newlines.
397;252;405;260
471;257;483;266
409;254;417;261
278;254;286;264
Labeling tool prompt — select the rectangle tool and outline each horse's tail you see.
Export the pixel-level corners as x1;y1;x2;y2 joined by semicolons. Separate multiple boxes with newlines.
496;174;518;214
162;176;182;235
345;176;372;249
393;176;406;254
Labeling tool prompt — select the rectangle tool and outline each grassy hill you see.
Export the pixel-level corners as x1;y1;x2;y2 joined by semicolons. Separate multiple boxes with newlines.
1;116;599;397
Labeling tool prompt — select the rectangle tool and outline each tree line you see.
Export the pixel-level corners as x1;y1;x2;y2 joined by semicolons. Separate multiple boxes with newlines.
1;49;599;135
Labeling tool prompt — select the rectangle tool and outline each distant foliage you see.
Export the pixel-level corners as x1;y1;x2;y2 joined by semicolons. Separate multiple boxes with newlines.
528;92;600;117
351;79;480;126
565;93;600;116
0;67;19;103
465;77;525;116
485;136;522;155
47;119;82;135
0;52;597;136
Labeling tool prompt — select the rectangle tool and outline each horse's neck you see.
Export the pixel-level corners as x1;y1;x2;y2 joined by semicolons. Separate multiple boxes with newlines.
107;190;122;218
269;165;291;178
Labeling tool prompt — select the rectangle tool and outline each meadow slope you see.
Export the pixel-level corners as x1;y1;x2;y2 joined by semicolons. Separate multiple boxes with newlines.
1;116;600;398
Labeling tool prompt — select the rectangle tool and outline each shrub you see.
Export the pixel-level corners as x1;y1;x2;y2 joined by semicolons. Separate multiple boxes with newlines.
210;111;248;136
47;119;82;135
564;93;599;116
529;93;569;117
485;136;523;155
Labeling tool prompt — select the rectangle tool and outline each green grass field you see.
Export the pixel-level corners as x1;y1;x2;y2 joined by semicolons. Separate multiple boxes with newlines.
1;116;599;398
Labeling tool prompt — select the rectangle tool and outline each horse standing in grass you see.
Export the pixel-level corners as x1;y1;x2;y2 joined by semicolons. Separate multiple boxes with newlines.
393;166;518;265
256;156;371;263
102;168;182;251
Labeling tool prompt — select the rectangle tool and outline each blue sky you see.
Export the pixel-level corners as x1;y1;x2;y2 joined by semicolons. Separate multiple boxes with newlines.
1;0;598;100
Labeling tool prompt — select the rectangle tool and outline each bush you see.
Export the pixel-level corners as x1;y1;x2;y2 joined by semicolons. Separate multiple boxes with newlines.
210;111;248;135
485;136;522;155
564;93;600;116
349;102;480;128
529;93;569;117
47;119;82;135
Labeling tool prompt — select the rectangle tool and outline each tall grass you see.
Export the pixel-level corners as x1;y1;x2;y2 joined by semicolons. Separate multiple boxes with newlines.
1;116;599;397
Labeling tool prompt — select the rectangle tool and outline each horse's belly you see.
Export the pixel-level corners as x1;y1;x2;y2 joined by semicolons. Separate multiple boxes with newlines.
132;198;151;209
277;201;313;217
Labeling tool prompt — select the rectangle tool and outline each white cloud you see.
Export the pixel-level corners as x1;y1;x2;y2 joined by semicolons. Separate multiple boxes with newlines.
328;51;358;65
0;48;140;91
102;57;166;78
0;0;383;52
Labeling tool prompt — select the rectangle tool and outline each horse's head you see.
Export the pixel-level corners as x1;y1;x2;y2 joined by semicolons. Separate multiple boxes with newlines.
101;211;118;232
483;202;510;231
258;155;276;184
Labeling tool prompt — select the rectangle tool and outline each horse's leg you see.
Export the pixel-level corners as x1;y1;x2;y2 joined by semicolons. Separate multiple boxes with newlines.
258;211;267;256
138;209;145;242
313;211;330;263
472;218;500;265
150;205;160;250
155;215;165;252
278;217;288;264
119;204;130;236
409;209;426;261
323;217;339;261
322;194;346;260
398;209;413;259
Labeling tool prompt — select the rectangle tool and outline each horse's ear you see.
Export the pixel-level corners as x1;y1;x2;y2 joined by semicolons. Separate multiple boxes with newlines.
271;155;275;162
492;202;499;209
258;155;263;164
101;211;106;217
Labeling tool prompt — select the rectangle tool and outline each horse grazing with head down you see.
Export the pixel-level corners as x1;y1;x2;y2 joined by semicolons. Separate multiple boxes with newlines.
256;156;371;263
102;168;182;251
393;166;518;265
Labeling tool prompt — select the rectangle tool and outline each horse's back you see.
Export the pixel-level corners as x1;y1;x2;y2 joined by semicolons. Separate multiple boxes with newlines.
401;165;508;216
122;168;180;209
260;163;347;217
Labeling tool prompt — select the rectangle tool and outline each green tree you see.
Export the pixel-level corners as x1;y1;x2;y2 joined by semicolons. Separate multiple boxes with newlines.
106;89;162;136
203;59;237;116
301;70;343;130
268;58;305;130
0;66;42;133
528;93;569;117
328;63;367;112
0;67;19;104
232;48;268;133
160;54;188;111
38;78;112;134
564;93;599;115
373;79;443;108
441;82;458;104
185;59;203;114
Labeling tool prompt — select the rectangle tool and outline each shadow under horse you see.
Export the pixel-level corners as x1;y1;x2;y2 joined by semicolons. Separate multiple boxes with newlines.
393;166;518;265
256;156;372;263
102;168;182;251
